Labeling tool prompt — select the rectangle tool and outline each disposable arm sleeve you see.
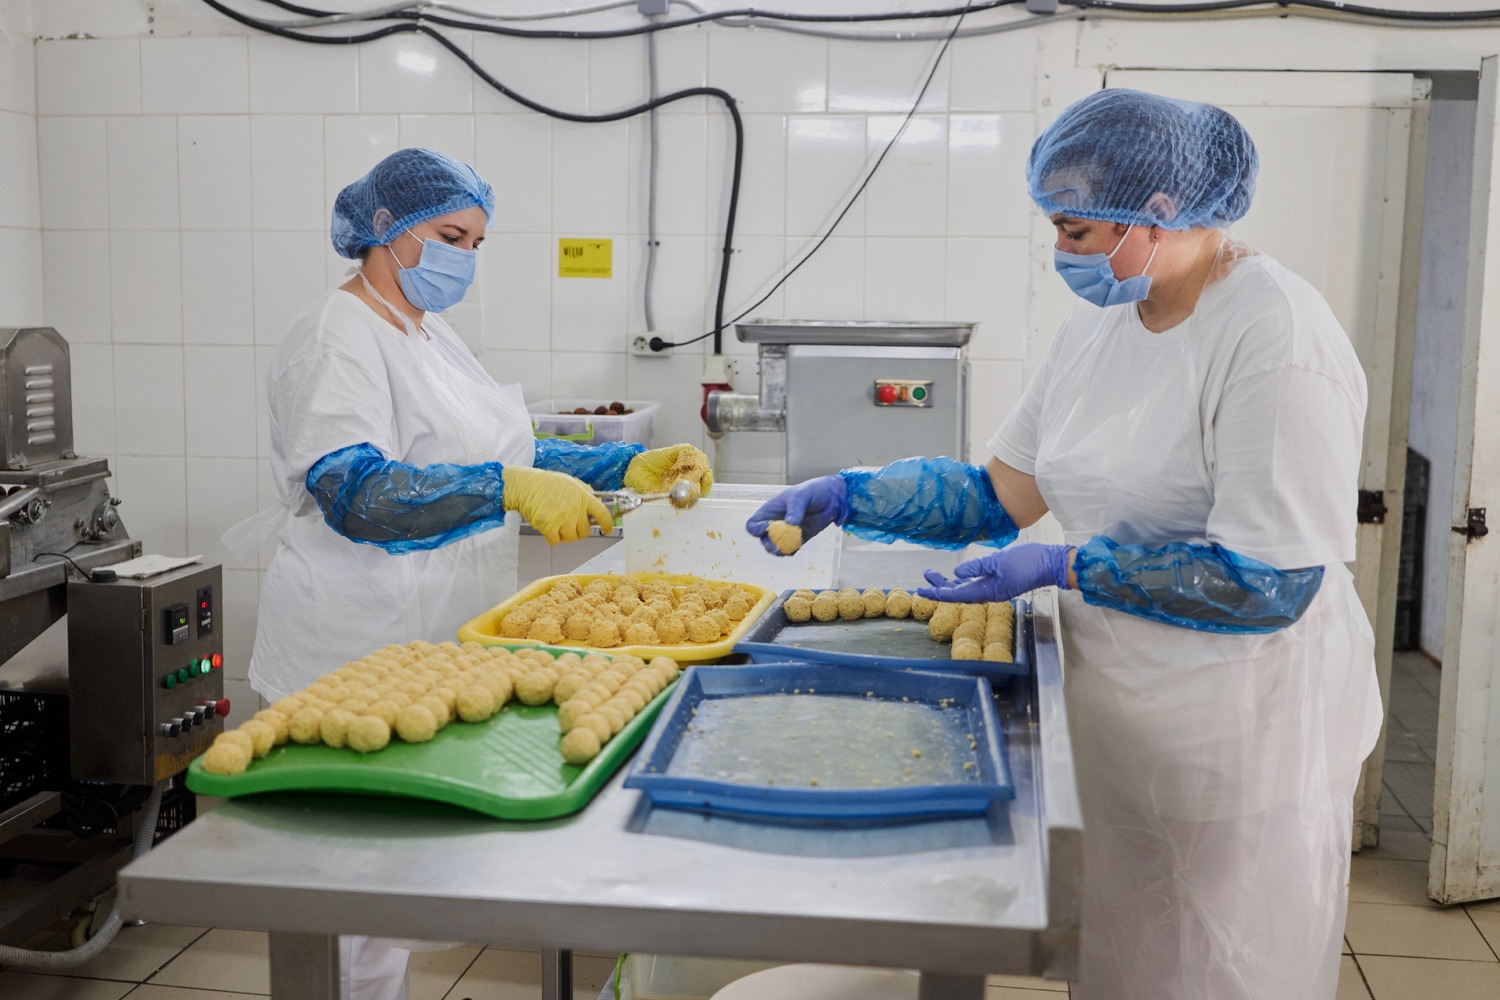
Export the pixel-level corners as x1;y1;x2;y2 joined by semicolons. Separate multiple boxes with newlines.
532;438;644;492
1072;535;1324;634
306;442;509;554
838;456;1019;550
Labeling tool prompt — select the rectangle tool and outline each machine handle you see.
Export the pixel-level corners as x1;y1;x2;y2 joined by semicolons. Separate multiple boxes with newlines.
0;487;41;522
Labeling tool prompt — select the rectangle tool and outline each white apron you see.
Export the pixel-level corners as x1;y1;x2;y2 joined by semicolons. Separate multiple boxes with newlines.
996;257;1382;1000
246;290;534;702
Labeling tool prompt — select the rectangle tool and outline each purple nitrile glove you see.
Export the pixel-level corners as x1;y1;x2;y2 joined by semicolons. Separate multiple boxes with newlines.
916;543;1074;603
745;475;850;557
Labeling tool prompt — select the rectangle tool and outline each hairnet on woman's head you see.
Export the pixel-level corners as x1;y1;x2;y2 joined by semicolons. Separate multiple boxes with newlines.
1027;89;1258;231
331;148;496;259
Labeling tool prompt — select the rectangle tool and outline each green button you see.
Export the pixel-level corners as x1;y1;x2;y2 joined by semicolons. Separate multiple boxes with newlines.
200;657;212;674
163;674;177;689
912;385;927;401
177;667;189;683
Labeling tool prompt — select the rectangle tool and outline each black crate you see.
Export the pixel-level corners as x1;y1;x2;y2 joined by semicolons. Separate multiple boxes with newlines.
0;691;70;811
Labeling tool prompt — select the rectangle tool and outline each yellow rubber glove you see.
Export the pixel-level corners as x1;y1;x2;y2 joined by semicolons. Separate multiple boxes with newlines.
500;466;614;545
623;444;715;497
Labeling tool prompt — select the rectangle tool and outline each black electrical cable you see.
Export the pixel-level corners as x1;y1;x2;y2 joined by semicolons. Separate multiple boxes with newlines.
663;0;974;347
247;0;1029;40
198;0;744;353
33;552;117;583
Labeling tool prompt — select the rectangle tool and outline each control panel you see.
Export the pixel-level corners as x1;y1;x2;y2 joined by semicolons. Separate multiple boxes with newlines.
67;563;226;784
873;378;934;408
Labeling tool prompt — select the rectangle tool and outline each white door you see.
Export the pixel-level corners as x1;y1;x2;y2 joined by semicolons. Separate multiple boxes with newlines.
1431;55;1500;905
1106;70;1420;850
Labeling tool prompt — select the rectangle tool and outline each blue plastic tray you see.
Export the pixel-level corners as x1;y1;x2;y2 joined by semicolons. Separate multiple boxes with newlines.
624;663;1013;822
734;593;1031;681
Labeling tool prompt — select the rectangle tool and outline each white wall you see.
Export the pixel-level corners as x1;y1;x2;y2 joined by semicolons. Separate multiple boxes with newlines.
1409;83;1479;661
0;3;39;329
15;0;1500;705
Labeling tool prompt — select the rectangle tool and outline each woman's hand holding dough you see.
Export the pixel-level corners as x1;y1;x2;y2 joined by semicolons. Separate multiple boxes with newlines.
501;466;614;545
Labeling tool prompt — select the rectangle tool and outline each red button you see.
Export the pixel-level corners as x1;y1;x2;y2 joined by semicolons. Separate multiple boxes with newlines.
211;653;223;669
877;384;898;404
216;698;231;720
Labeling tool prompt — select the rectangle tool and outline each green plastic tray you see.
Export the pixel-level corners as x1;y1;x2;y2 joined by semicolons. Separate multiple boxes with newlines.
186;647;675;821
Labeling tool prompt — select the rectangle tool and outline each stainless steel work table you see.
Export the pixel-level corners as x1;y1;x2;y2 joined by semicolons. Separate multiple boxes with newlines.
118;541;1081;1000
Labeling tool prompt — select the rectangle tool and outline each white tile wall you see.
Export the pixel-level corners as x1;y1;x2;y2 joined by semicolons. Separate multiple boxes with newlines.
141;37;249;115
36;116;107;229
21;22;1050;660
0;33;35;114
0;111;39;228
42;229;111;342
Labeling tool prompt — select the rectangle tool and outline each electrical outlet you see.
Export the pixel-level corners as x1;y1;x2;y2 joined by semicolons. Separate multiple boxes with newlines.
629;331;673;357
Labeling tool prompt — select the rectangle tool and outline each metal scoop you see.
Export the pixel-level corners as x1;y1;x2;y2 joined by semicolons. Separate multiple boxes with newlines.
594;480;701;517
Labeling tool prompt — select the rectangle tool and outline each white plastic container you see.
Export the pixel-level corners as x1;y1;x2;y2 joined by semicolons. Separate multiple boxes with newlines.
711;965;919;1000
529;399;661;446
627;955;780;1000
624;483;842;592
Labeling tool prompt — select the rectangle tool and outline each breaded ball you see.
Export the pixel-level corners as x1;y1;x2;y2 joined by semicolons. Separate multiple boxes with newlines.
837;589;864;621
289;707;325;745
216;729;254;757
686;615;720;643
983;642;1013;663
252;710;291;745
861;588;887;618
269;696;305;718
648;655;678;677
365;699;401;727
885;590;913;619
623;622;658;645
613;689;646;715
952;621;985;644
792;589;817;603
575;713;612;742
563;612;593;642
784;596;812;623
416;694;453;726
911;595;938;621
724;592;755;621
570;688;604;710
456;686;497;723
347;715;391;753
588;619;621;648
560;727;602;765
395;704;439;743
527;615;565;644
553;674;588;704
595;704;626;735
319;709;355;749
558;700;594;733
238;719;276;758
811;593;839;622
951;638;983;660
655;615;688;644
202;741;250;775
515;672;556;706
928;604;961;642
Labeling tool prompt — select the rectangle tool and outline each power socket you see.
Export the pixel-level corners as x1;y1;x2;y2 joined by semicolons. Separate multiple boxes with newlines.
628;331;673;357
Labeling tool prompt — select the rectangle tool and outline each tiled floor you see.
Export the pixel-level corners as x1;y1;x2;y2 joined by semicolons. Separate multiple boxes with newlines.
2;653;1493;1000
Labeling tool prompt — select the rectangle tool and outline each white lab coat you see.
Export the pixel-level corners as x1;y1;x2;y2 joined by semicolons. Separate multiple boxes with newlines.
245;290;534;1000
990;254;1381;1000
250;290;534;702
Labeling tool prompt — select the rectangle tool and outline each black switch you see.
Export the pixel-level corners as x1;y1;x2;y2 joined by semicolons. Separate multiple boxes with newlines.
196;585;214;637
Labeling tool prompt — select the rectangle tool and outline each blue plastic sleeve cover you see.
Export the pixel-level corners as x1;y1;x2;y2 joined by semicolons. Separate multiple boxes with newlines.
837;456;1019;551
532;438;644;491
306;442;509;554
1072;535;1324;634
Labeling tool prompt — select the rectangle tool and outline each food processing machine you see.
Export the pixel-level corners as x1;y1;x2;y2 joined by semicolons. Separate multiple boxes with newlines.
705;321;974;481
0;327;225;947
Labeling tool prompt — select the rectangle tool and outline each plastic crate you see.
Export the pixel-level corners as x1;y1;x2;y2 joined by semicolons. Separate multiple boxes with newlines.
528;399;660;446
0;691;69;810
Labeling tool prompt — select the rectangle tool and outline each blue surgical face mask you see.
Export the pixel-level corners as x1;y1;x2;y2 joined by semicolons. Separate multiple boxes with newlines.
388;230;477;313
1052;225;1158;307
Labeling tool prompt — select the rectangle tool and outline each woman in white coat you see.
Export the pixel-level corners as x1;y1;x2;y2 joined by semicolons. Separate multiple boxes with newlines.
747;90;1381;999
249;148;711;999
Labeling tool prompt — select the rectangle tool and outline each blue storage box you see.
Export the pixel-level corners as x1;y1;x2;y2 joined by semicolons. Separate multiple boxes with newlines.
624;663;1013;823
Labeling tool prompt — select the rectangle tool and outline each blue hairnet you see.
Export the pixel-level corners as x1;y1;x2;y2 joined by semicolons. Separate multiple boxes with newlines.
1027;89;1259;231
331;148;496;259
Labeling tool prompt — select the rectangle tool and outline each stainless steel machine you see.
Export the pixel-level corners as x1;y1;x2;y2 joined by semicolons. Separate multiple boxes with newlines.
705;320;974;481
0;327;225;946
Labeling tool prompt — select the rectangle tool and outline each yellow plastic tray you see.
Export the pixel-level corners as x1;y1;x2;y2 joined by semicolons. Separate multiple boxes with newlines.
458;573;777;665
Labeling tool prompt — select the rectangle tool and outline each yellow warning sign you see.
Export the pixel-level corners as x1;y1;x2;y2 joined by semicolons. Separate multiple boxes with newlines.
558;238;612;278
